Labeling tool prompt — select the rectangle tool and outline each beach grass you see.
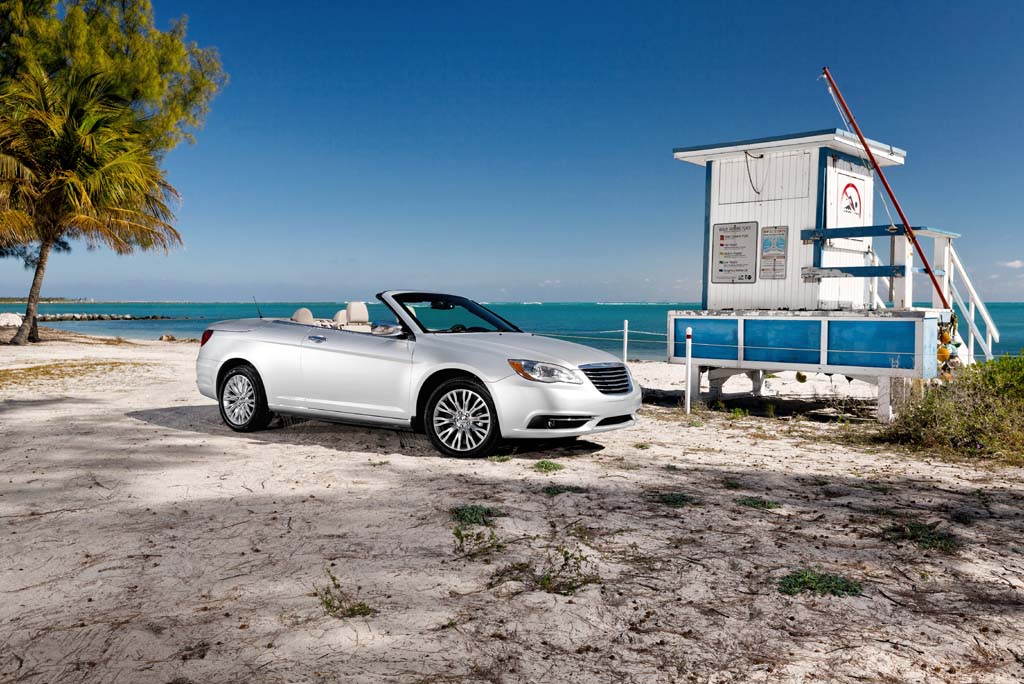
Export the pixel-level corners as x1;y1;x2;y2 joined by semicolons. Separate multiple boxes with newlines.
0;361;145;389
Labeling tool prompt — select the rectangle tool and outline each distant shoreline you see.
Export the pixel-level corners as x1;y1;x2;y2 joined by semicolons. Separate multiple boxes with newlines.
1;299;703;305
3;299;1023;305
0;297;88;304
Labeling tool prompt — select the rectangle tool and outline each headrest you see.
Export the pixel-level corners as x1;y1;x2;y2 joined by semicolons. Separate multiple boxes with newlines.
333;309;348;325
346;301;369;324
291;307;314;324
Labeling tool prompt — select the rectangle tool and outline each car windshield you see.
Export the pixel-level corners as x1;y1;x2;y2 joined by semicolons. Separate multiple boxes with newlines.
393;293;520;334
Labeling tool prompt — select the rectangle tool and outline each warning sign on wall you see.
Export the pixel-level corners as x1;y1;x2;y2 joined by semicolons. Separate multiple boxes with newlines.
835;171;867;229
840;183;861;218
711;222;758;284
759;225;788;280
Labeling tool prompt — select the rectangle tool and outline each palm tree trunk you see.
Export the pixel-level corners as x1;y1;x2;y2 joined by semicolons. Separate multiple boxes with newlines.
10;240;53;346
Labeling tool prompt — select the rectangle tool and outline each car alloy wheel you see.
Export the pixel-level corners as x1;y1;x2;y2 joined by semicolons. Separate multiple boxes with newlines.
222;374;256;426
432;388;492;452
217;364;273;432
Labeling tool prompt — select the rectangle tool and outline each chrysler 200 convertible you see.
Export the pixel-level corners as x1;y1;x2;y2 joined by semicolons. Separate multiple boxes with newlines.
196;291;641;457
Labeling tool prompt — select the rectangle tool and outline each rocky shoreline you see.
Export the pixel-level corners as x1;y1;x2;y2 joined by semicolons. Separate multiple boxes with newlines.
0;312;172;325
37;313;172;321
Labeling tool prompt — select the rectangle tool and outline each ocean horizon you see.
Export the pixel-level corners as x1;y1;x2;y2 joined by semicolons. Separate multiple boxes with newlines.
4;299;1022;361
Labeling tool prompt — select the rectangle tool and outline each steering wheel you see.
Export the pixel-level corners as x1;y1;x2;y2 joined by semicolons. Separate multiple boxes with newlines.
448;324;467;333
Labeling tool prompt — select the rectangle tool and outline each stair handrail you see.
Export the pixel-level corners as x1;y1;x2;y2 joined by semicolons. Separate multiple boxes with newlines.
949;245;999;344
867;250;888;309
950;282;992;360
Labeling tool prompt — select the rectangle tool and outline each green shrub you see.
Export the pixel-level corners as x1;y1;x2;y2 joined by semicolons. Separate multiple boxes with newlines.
735;496;780;510
778;568;862;597
450;505;506;526
881;355;1024;460
880;520;959;553
542;484;587;497
452;525;506;557
653;492;695;508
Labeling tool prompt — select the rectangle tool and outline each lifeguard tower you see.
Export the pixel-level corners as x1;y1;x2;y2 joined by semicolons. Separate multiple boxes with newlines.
667;128;1000;420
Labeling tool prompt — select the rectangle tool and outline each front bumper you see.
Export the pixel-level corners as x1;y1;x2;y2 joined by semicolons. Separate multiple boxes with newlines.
488;373;642;439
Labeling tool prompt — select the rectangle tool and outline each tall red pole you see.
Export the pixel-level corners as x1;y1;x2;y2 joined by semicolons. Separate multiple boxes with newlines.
821;67;949;310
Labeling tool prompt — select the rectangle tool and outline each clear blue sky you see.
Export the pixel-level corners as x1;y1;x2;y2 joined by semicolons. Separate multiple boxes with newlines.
3;0;1023;302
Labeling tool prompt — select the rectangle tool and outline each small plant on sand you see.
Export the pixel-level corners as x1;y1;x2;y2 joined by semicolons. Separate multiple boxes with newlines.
721;478;743;490
489;546;599;595
765;403;776;419
487;454;513;463
778;568;862;597
367;459;389;467
663;463;681;472
653;492;695;508
880;520;959;553
728;407;749;420
533;460;564;474
735;496;780;510
949;509;976;525
634;442;651;450
452;525;506;557
313;570;378;618
542;484;587;497
450;505;506;526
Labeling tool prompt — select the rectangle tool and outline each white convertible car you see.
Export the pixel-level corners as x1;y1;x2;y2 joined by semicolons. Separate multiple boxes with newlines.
196;291;641;457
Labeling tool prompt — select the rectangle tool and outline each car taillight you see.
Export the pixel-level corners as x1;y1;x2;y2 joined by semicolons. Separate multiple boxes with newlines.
200;330;214;347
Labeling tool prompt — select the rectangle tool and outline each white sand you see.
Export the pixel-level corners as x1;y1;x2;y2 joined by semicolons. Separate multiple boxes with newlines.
2;330;1023;683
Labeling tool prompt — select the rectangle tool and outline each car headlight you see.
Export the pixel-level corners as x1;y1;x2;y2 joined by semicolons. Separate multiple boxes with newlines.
508;359;582;384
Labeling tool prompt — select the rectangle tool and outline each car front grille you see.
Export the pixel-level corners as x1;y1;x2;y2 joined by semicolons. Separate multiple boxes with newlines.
580;363;632;395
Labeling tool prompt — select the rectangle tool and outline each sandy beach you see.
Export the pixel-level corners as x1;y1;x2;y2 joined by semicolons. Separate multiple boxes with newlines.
2;329;1023;683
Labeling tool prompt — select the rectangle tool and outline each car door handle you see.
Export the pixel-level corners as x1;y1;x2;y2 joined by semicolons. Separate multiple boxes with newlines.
307;335;327;343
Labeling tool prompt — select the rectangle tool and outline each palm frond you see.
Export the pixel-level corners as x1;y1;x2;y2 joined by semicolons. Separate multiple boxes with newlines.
0;209;35;247
0;63;181;255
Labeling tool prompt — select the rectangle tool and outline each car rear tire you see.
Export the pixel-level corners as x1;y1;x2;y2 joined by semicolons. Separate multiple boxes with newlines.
425;378;500;458
218;364;273;432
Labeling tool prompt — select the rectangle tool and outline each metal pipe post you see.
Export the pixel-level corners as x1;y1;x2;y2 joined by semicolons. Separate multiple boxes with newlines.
622;319;629;362
685;327;693;415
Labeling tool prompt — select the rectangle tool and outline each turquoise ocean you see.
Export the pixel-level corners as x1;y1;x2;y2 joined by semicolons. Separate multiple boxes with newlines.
2;301;1021;361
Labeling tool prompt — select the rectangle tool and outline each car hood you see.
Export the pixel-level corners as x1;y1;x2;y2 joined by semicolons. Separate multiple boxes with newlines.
426;332;623;368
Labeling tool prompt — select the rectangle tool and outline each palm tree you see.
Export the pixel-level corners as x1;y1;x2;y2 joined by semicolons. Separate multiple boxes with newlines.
0;64;180;345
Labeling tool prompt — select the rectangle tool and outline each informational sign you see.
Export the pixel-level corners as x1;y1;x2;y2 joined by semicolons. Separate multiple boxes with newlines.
711;221;758;284
759;225;788;280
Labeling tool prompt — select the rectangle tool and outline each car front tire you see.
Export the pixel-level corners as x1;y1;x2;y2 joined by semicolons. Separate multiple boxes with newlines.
218;364;273;432
425;378;500;458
